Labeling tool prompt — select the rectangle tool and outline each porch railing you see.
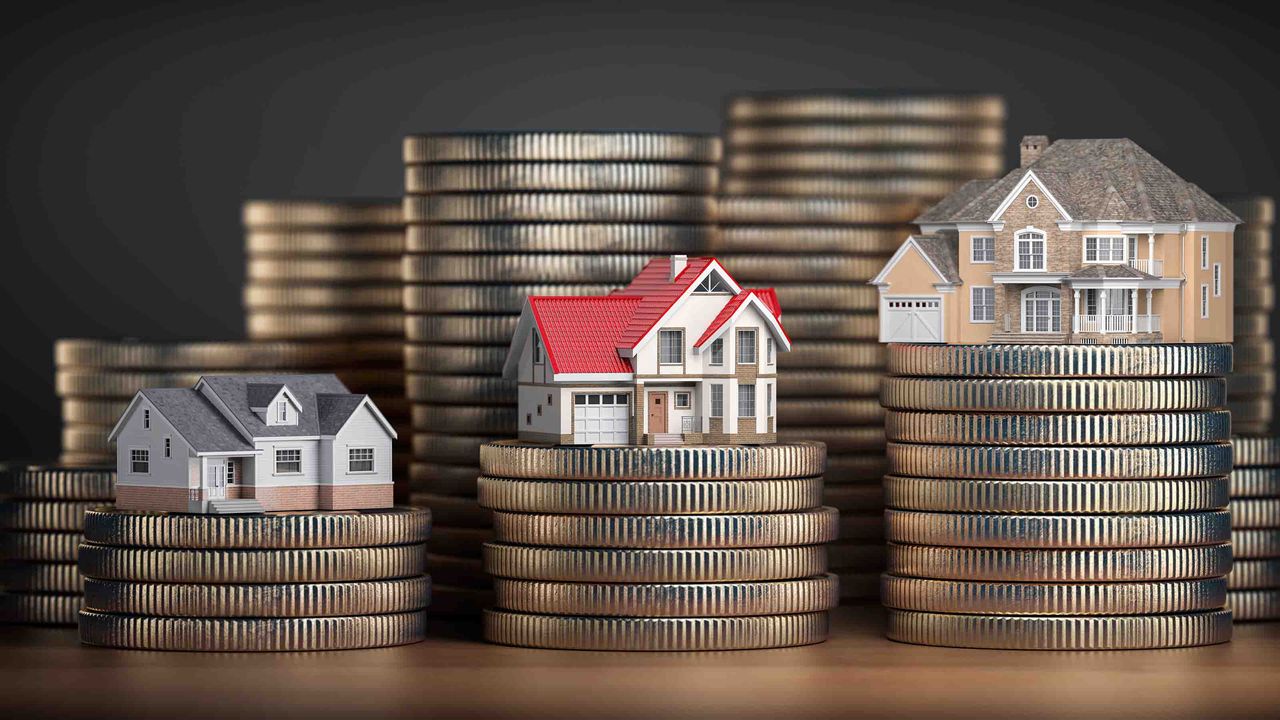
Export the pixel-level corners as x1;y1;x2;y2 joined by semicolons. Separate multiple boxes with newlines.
1128;258;1164;276
1073;314;1161;334
681;415;697;433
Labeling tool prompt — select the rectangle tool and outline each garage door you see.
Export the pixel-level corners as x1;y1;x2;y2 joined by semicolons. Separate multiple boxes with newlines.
881;297;944;343
573;393;630;444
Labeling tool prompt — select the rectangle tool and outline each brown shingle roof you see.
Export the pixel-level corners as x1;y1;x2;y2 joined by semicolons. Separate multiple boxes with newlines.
912;234;961;284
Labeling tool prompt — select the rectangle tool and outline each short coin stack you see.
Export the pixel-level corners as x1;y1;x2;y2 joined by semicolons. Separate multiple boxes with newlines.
1228;437;1280;621
0;465;114;625
715;92;1007;599
880;344;1236;649
478;441;840;650
401;132;721;610
1218;195;1274;434
77;506;432;651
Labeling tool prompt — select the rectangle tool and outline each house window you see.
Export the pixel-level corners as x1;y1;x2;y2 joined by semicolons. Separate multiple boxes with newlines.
737;329;758;364
1015;231;1045;271
971;236;995;263
709;338;724;366
971;286;995;323
143;409;150;430
532;332;544;364
1026;195;1039;209
1084;236;1126;263
226;461;236;484
710;385;724;418
163;437;171;458
275;448;302;474
349;447;375;473
658;329;684;365
674;392;692;409
694;274;730;293
1213;263;1222;296
738;385;756;418
1201;236;1209;269
766;338;775;364
277;401;288;423
130;449;149;474
767;384;774;418
1201;284;1210;319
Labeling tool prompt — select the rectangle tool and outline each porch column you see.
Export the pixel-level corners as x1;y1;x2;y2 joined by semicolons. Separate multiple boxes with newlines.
1131;288;1138;333
1147;288;1155;330
1147;233;1156;271
1099;290;1108;334
1073;289;1081;333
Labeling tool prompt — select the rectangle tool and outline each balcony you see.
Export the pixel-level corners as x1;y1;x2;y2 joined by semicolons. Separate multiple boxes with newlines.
1127;258;1164;276
1073;314;1161;334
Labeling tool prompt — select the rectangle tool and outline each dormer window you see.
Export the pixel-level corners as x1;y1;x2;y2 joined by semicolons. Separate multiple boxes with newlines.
277;400;288;423
694;273;731;293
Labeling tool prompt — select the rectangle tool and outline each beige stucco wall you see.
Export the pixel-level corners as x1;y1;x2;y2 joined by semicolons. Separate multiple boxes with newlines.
957;230;996;343
1181;229;1233;342
878;245;952;343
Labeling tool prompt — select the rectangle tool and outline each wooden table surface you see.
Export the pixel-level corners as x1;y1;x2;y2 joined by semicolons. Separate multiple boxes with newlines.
3;606;1278;719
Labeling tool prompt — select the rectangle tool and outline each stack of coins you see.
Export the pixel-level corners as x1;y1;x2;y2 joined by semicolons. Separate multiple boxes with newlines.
77;506;431;651
242;200;410;481
0;465;114;625
1218;195;1274;434
1229;437;1280;621
880;344;1235;649
477;442;839;650
402;132;721;610
714;93;1007;599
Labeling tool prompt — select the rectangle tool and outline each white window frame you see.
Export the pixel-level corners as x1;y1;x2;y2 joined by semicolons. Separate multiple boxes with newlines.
708;338;724;366
766;338;775;365
226;460;236;484
274;448;302;475
143;409;150;430
738;384;756;418
694;274;730;293
1015;230;1046;271
130;448;149;475
348;447;376;474
710;384;724;418
767;384;775;418
1083;235;1127;264
970;236;995;264
277;400;288;423
532;332;544;364
1213;263;1222;297
1026;195;1039;209
658;329;684;365
737;329;758;365
163;437;171;458
1201;284;1210;319
970;286;995;323
674;392;692;409
1201;236;1209;270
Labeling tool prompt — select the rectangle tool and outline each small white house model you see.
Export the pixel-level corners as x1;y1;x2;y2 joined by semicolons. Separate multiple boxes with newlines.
107;374;397;514
503;255;791;446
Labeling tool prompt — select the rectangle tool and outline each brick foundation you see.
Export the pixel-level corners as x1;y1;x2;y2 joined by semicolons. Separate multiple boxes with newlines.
320;484;395;510
115;485;189;512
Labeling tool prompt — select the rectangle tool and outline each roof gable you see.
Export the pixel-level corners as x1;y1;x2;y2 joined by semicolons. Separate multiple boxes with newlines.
694;289;791;349
528;295;642;376
197;374;352;438
135;388;254;453
987;171;1072;223
611;257;727;351
870;234;959;286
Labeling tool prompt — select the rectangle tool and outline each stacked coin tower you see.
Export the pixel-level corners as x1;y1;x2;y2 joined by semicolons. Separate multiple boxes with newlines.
242;199;411;482
714;93;1007;598
401;132;721;611
1218;195;1275;434
879;344;1236;650
1;465;114;625
478;441;840;650
76;507;432;651
1229;437;1280;620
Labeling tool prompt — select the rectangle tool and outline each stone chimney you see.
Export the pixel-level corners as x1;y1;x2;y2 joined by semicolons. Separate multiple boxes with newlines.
1020;135;1050;167
669;254;688;282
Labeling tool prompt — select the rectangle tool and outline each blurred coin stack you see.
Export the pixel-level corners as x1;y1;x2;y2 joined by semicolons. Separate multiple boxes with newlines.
714;92;1007;598
1217;195;1274;434
1229;437;1280;621
879;344;1235;649
1;465;114;625
401;132;721;611
76;506;431;651
477;441;839;650
242;200;410;484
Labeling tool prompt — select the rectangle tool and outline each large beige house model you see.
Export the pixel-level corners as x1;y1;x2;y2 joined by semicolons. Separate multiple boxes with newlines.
871;135;1240;344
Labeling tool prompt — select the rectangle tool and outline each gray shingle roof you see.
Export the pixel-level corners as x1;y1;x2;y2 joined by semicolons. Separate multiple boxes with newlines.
1068;264;1153;280
913;234;961;283
317;394;368;435
199;374;361;438
916;138;1241;225
246;383;284;408
139;388;255;453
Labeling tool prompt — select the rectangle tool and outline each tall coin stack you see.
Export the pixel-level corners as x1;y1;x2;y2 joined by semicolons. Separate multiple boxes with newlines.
77;507;432;651
714;92;1007;599
401;132;721;612
1229;437;1280;620
1;465;114;625
1218;195;1275;434
242;200;411;486
477;442;840;650
880;344;1236;649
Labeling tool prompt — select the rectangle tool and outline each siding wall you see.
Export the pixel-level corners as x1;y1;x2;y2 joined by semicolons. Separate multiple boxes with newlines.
113;397;197;490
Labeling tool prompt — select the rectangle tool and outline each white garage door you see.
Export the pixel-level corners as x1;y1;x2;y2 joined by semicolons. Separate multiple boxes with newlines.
573;393;630;444
881;297;944;343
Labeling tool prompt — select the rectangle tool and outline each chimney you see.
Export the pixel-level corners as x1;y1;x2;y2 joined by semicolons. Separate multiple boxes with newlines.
1020;135;1049;167
669;254;688;282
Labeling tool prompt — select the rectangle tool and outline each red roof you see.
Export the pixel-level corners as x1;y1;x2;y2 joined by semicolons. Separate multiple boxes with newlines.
611;257;716;350
694;289;787;347
528;296;642;374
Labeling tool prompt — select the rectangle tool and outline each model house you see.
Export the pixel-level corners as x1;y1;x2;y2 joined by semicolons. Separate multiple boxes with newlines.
871;135;1239;344
107;374;397;514
503;255;790;446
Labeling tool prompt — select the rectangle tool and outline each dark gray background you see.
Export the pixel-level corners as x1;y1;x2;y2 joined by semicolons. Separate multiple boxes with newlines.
2;0;1277;459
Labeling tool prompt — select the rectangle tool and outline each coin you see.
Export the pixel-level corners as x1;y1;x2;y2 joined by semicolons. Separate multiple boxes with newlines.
403;284;616;314
404;315;516;344
1;531;83;561
725;93;1007;123
718;196;923;224
405;345;506;374
776;399;885;425
1231;499;1280;528
492;574;839;617
1228;559;1280;589
243;284;403;310
404;194;716;223
1234;312;1270;337
1233;338;1275;366
1226;589;1280;621
403;132;722;164
1227;400;1273;430
881;575;1227;615
82;506;431;549
777;312;879;340
886;543;1234;582
722;175;968;199
1230;468;1280;497
725;125;1004;150
243;199;401;229
1236;284;1275;311
883;475;1229;514
54;338;404;369
414;405;510;434
476;476;824;515
407;494;490;528
1;466;114;500
885;609;1232;649
405;162;718;193
77;543;427;583
712;225;910;255
409;462;482;494
1219;195;1275;225
492;508;840;548
411;433;494;464
881;377;1228;412
1233;436;1280;467
247;312;404;339
687;254;895;283
0;592;82;626
883;509;1230;548
1235;259;1273;283
244;229;403;256
776;427;885;453
884;410;1232;446
58;452;113;468
404;253;654;284
886;343;1233;378
60;425;110;454
407;375;510;405
82;576;430;617
483;609;828;651
724;149;1004;176
778;340;886;368
483;544;828;582
480;440;827;480
79;609;426;651
886;442;1234;480
0;500;100;531
1234;229;1272;255
1228;369;1276;397
1233;529;1280;558
0;562;82;593
406;223;713;254
246;257;401;283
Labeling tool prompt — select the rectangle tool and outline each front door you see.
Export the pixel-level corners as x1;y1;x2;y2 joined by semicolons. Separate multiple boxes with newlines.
207;462;226;501
648;393;668;434
1022;288;1062;333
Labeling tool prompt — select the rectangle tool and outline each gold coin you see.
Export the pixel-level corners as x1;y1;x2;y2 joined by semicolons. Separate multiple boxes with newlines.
406;222;713;254
1235;312;1270;337
246;312;403;339
1227;589;1280;621
778;340;886;368
404;315;515;345
776;399;884;425
243;284;402;310
0;562;83;593
1236;284;1275;311
883;475;1229;514
885;609;1232;649
1233;338;1275;366
403;284;616;314
1232;529;1280;559
1230;468;1280;497
710;254;889;282
776;427;886;453
83;506;431;548
242;199;401;229
407;494;491;528
60;425;110;454
475;476;824;514
80;610;426;651
491;507;840;548
414;404;510;435
246;257;401;283
724;148;1004;176
483;609;828;650
403;252;652;283
405;162;718;193
54;338;404;369
492;574;839;617
1228;559;1280;589
405;345;506;374
59;451;113;468
881;575;1226;615
0;592;82;626
77;543;426;583
887;543;1234;582
1232;436;1280;467
244;229;403;256
884;410;1232;445
82;576;430;617
483;543;828;582
1231;498;1280;528
1218;195;1275;226
886;342;1233;378
403;132;721;164
404;194;715;223
1234;228;1272;255
725;124;1004;149
780;312;879;340
711;225;911;254
718;196;923;224
0;500;101;531
886;442;1233;479
1;531;83;561
480;439;827;480
884;509;1231;548
882;377;1227;412
1;465;114;500
722;175;968;199
725;93;1007;124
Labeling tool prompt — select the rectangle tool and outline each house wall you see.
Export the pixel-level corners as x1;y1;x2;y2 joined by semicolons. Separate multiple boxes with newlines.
1182;229;1234;342
113;397;197;493
514;326;554;385
517;384;570;439
878;247;955;342
250;438;321;487
957;230;996;343
263;388;301;427
330;404;395;485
